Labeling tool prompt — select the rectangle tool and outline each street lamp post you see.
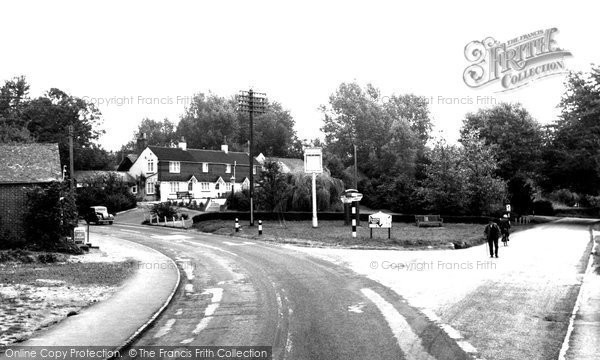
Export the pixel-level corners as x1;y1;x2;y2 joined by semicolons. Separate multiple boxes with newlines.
237;89;267;226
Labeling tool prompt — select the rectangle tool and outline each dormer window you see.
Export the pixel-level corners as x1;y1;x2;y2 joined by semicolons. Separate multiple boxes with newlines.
226;164;231;173
202;163;208;172
169;161;180;173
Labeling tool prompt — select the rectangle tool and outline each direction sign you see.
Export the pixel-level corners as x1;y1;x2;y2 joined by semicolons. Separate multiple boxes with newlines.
304;148;323;173
74;227;87;244
368;211;392;228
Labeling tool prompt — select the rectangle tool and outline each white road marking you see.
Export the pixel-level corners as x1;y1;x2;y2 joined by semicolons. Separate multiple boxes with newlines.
348;303;365;313
361;288;437;360
176;258;195;280
419;307;482;357
151;234;191;240
222;241;256;246
153;318;176;338
185;288;224;339
185;284;194;294
119;229;140;234
182;241;239;257
175;309;183;316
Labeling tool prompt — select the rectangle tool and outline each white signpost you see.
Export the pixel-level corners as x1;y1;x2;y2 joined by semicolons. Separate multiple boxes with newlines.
304;148;323;228
368;211;392;239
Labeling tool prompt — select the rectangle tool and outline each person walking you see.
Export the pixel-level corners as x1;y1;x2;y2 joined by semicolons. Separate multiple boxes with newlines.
484;219;501;258
499;216;511;246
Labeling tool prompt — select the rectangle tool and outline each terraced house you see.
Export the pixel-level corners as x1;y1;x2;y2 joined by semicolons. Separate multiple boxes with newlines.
127;138;257;202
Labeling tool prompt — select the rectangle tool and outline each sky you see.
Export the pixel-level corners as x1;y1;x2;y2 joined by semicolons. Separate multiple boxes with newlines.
1;0;598;151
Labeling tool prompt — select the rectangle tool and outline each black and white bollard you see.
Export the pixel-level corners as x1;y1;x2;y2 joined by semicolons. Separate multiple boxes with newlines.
351;205;357;238
235;218;240;232
258;220;263;235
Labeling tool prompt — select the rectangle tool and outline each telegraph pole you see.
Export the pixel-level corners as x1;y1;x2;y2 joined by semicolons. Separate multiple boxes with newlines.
237;89;266;226
68;125;74;191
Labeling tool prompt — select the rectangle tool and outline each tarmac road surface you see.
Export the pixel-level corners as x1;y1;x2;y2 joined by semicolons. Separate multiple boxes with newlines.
93;221;475;360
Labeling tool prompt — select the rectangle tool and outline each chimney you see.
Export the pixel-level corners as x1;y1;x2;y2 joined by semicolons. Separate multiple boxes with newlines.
221;144;228;154
178;137;187;151
136;133;147;153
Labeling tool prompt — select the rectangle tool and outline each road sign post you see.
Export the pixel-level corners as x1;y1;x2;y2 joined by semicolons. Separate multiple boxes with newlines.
304;148;323;228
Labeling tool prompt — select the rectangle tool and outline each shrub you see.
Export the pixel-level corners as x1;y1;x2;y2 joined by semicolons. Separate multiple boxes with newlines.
76;173;137;214
151;202;178;219
227;190;250;211
549;189;579;207
24;181;78;251
533;200;554;215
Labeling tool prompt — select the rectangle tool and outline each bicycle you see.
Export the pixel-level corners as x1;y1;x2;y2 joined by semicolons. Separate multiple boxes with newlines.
501;232;509;246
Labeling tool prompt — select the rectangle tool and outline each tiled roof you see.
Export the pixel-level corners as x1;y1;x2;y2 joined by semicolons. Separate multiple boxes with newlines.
148;146;196;162
147;145;251;164
0;143;62;183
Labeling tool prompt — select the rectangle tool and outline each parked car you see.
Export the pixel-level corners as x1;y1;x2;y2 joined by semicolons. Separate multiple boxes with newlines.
84;206;114;225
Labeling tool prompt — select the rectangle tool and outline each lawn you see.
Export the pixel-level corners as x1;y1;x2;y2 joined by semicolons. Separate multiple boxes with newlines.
194;220;490;249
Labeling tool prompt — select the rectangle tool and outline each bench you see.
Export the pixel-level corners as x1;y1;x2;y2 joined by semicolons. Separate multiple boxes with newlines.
415;215;443;227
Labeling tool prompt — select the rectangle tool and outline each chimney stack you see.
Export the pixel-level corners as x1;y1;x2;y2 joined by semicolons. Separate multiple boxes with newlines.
221;144;229;154
178;137;187;151
136;133;147;153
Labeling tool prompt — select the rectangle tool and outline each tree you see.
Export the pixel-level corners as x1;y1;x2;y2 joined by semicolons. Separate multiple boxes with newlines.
126;118;178;148
320;82;431;210
74;144;116;170
459;130;507;215
419;140;468;214
543;65;600;194
255;161;291;212
22;88;104;170
460;102;544;180
176;92;301;157
0;76;33;143
76;173;136;214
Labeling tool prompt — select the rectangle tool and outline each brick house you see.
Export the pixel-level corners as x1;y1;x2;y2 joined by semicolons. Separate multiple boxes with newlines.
0;143;62;240
128;138;259;202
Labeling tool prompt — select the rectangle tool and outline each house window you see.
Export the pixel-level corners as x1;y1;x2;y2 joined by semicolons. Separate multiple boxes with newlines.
253;166;257;175
226;164;231;173
226;183;232;191
188;182;193;191
202;163;208;172
146;181;155;194
131;185;138;194
201;182;210;191
169;161;180;173
170;182;179;193
147;159;154;173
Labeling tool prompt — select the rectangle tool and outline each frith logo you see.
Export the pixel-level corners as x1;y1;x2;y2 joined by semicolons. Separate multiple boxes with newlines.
463;28;572;91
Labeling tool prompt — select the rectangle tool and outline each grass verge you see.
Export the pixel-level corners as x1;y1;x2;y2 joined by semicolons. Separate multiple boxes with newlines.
0;251;137;347
194;220;507;249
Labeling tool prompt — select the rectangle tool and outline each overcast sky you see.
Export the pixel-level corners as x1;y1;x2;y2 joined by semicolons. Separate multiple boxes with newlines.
1;0;598;151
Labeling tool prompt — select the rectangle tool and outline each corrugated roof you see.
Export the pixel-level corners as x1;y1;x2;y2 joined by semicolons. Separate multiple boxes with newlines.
0;143;62;183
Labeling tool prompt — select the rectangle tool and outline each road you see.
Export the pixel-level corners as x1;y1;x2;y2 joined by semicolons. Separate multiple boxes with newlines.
92;211;596;360
92;219;474;360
